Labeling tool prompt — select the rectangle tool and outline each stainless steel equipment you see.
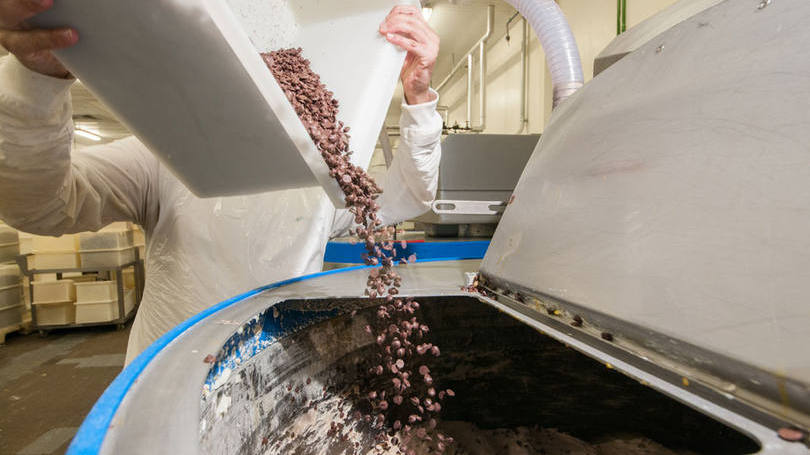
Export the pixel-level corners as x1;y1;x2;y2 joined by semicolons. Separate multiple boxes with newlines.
73;263;798;454
483;0;810;436
593;0;723;76
415;134;538;237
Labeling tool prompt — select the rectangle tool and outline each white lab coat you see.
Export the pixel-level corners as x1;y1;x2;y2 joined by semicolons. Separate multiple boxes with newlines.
0;56;442;364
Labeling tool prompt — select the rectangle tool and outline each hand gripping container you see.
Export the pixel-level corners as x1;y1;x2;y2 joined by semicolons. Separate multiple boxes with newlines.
33;0;416;206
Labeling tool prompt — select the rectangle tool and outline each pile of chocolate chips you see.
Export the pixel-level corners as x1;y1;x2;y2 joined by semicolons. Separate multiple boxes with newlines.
264;48;453;454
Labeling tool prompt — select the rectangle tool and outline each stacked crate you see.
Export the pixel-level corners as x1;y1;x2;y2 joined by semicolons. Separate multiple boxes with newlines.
32;279;77;325
28;234;81;270
27;233;79;323
0;222;19;264
0;223;23;340
78;223;136;268
74;223;137;323
74;281;135;324
10;222;141;330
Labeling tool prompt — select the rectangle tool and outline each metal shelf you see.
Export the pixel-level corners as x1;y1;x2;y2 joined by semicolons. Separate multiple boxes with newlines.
15;251;145;333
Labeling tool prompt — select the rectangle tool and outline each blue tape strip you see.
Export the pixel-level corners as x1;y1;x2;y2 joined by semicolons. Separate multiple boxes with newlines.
324;240;490;264
68;242;488;454
66;264;369;455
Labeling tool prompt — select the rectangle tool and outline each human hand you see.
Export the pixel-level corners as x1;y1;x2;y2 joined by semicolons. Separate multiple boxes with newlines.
0;0;77;78
380;5;439;105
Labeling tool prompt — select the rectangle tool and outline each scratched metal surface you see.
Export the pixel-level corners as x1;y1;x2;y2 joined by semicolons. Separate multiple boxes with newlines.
198;296;759;455
99;261;478;455
96;260;804;453
482;0;810;428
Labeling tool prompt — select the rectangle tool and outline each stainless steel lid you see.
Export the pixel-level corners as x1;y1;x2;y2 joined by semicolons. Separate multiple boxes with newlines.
482;0;810;429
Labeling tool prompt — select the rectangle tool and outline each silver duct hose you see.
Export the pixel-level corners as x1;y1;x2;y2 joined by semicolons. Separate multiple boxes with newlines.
504;0;584;107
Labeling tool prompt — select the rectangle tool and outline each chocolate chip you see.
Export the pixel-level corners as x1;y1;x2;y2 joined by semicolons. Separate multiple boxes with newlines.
264;47;453;453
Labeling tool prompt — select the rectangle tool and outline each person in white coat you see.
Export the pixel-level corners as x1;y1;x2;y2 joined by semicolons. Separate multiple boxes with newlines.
0;3;442;364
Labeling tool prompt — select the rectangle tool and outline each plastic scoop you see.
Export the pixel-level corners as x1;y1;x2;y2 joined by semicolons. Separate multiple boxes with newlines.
33;0;416;206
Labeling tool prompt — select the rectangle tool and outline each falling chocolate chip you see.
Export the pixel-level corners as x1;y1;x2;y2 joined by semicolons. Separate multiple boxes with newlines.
265;47;453;453
778;427;805;442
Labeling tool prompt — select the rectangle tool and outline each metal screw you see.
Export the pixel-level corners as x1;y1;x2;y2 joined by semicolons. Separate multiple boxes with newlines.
757;0;771;10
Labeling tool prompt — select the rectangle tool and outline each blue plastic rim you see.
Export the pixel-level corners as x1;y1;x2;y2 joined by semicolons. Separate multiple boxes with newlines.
325;240;490;264
67;242;488;454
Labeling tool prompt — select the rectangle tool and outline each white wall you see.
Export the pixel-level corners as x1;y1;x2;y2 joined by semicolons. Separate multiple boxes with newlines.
436;0;681;134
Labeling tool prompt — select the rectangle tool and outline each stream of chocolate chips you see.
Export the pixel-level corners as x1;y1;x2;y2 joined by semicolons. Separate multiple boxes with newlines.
264;48;454;454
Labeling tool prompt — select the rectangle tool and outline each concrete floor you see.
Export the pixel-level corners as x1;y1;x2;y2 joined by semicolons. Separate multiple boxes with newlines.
0;323;131;455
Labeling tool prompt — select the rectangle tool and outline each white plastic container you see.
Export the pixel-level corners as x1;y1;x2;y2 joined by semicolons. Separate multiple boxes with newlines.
31;234;77;252
28;252;81;270
75;281;116;303
0;284;22;308
75;290;135;324
33;0;414;205
0;224;18;243
34;300;75;325
0;264;20;288
0;303;22;328
18;232;33;255
102;222;130;231
0;242;19;264
80;247;135;269
34;273;58;282
79;229;134;251
33;280;76;304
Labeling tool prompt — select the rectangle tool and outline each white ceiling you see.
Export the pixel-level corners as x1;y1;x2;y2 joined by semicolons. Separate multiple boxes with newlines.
71;81;130;144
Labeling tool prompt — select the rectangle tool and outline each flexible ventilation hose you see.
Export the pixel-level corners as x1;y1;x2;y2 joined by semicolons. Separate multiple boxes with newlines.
504;0;584;107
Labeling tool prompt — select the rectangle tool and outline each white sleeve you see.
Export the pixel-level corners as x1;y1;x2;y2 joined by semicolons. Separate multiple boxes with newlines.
0;56;159;235
376;89;442;225
330;89;442;236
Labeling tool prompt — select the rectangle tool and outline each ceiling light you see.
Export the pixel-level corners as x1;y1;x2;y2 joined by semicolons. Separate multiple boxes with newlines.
422;6;433;21
75;128;102;141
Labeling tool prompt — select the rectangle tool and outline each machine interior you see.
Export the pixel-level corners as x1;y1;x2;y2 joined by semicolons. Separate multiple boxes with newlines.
199;296;760;454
